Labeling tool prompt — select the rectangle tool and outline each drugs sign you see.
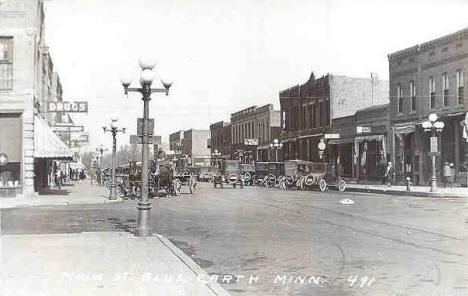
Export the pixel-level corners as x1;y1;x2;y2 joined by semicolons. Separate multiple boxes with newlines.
47;101;88;113
130;135;161;145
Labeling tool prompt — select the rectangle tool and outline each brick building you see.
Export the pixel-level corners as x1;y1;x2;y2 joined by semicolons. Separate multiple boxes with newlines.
388;27;468;186
0;0;73;197
169;130;184;153
230;104;281;163
209;121;232;159
279;72;388;163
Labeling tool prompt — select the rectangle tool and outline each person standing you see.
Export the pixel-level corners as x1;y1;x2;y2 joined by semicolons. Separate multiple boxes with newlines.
384;161;394;187
443;162;452;188
55;166;62;189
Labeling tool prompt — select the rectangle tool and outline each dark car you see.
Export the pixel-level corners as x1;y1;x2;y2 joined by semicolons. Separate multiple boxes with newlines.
213;160;244;189
240;163;255;185
254;162;284;187
281;160;346;191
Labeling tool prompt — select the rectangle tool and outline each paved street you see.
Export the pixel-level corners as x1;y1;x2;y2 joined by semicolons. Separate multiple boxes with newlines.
1;182;467;296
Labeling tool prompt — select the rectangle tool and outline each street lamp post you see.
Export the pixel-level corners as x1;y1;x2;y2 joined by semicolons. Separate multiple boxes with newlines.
103;118;126;200
120;57;172;237
96;144;108;185
269;138;283;162
422;113;444;192
318;138;326;162
211;149;221;166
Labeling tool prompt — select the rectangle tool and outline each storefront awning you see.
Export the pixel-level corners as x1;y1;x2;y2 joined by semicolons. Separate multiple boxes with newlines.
34;115;74;160
393;124;415;135
355;134;385;143
328;138;354;145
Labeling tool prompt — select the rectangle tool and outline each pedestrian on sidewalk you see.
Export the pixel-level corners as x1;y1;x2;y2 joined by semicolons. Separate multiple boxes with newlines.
443;162;453;188
384;161;394;187
55;167;62;189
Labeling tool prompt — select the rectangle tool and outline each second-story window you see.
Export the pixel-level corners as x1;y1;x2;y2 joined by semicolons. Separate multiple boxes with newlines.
312;104;317;128
429;77;436;109
456;70;464;105
0;37;13;90
442;73;449;107
410;80;416;111
397;84;403;113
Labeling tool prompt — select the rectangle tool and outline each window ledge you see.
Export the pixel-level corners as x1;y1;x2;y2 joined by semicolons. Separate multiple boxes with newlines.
408;111;417;115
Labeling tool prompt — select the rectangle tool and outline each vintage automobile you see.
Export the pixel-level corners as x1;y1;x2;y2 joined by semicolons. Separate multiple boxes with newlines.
213;160;244;189
280;160;346;191
240;163;255;186
254;162;284;187
197;166;217;182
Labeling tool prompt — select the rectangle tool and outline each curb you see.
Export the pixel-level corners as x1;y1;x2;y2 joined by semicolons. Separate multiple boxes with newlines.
345;187;466;198
154;234;231;296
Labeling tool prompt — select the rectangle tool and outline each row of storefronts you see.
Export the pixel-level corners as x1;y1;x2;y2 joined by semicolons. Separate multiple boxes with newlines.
1;0;77;197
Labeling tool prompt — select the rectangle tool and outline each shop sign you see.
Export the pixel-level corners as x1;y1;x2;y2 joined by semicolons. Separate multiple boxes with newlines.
356;126;371;134
137;118;154;135
0;153;8;166
244;138;258;146
47;101;88;113
430;136;438;152
324;133;340;139
52;125;84;132
130;135;161;145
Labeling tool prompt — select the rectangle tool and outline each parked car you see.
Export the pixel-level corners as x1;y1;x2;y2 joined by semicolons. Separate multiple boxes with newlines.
254;162;284;187
213;160;244;189
281;160;346;191
240;163;255;185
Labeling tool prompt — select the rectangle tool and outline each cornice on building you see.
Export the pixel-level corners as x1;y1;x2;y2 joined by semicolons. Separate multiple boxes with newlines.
388;27;468;61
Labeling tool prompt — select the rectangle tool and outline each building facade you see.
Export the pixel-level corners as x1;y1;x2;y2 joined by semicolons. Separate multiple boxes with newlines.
230;104;281;163
182;129;211;166
388;27;468;186
169;130;184;153
0;0;73;197
209;121;232;159
280;72;389;164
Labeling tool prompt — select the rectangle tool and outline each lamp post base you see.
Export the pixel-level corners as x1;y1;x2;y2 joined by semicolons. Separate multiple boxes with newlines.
135;201;152;237
109;183;117;200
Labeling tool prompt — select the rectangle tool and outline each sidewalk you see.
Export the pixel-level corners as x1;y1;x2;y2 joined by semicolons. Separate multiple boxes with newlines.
0;181;119;209
345;182;468;198
0;231;230;296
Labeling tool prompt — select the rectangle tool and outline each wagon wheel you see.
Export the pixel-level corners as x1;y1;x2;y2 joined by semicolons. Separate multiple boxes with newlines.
299;177;307;191
173;179;182;196
338;179;346;192
304;175;315;186
285;175;294;187
279;178;287;190
319;178;327;192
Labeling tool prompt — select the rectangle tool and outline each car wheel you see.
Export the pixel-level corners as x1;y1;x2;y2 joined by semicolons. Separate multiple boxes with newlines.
338;179;346;192
319;178;327;192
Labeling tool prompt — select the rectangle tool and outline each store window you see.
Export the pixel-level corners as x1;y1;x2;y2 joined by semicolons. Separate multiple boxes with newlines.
0;113;22;192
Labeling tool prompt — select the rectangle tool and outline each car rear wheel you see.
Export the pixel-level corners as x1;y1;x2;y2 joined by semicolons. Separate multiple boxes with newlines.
338;179;346;192
319;178;327;192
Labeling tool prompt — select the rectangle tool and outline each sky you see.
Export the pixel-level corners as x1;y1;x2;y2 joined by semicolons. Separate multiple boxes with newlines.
43;0;468;152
